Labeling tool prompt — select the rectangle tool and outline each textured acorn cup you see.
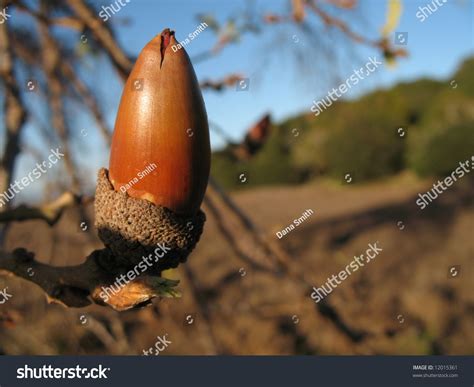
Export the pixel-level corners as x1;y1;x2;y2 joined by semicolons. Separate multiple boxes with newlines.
109;28;210;216
94;169;205;272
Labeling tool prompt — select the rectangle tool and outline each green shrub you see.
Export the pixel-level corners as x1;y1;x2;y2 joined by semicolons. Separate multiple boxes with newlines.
408;121;474;177
322;93;408;181
211;149;241;188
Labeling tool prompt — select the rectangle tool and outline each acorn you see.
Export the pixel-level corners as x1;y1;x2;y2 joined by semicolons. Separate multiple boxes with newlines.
109;28;210;216
94;29;209;272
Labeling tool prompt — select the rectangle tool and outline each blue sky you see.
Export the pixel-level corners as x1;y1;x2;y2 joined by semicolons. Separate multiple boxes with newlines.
108;0;473;146
5;0;474;202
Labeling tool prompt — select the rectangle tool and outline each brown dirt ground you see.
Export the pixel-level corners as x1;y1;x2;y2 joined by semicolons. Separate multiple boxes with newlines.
1;173;473;355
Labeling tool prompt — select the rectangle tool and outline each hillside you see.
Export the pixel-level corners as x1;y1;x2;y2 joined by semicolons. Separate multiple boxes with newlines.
212;57;474;190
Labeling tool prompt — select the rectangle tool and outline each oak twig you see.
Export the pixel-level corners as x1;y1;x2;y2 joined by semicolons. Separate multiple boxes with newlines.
0;192;90;225
0;248;180;311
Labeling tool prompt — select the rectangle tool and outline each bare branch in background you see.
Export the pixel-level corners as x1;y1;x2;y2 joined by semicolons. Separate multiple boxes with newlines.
292;0;306;23
83;315;131;354
306;0;367;44
15;2;85;31
182;265;221;354
200;74;244;92
0;192;92;225
0;0;27;203
324;0;357;9
61;62;112;145
66;0;134;81
38;1;81;193
10;21;112;146
306;0;407;60
209;121;237;145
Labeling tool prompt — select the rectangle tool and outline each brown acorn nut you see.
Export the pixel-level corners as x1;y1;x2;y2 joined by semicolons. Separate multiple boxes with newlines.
109;28;210;216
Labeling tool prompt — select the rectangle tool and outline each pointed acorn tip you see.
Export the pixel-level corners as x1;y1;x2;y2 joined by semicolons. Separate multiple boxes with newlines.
161;28;175;50
160;28;175;67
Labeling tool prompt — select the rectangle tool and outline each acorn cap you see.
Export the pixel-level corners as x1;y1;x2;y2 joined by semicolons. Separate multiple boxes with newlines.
94;168;205;272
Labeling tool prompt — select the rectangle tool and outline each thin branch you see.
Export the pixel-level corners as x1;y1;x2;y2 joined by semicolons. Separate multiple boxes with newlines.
0;192;92;225
324;0;357;8
107;314;131;353
38;1;81;193
203;188;277;272
66;0;133;81
306;0;406;61
199;74;244;92
10;17;112;146
15;2;85;31
60;61;112;145
306;0;370;45
182;265;221;354
0;0;28;201
209;121;237;145
0;248;180;311
84;315;131;354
